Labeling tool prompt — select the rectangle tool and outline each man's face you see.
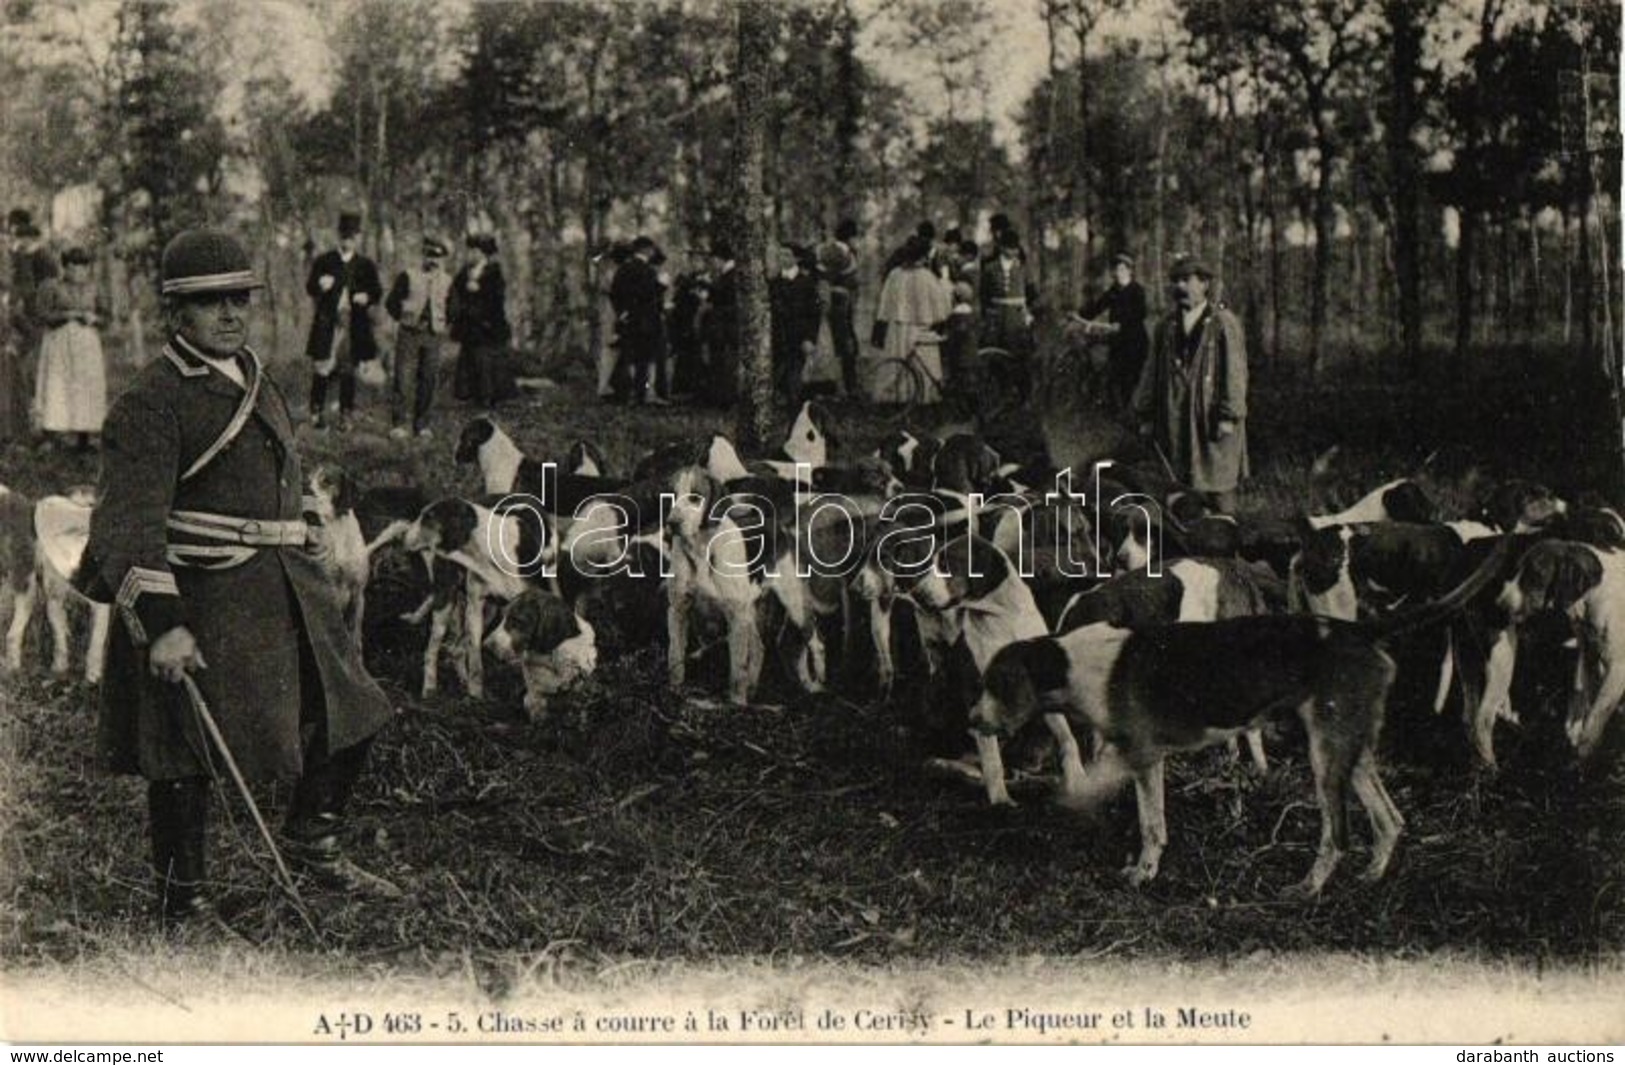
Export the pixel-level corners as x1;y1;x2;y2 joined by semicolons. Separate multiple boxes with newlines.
339;234;358;255
1113;263;1132;287
423;256;442;272
1173;272;1209;310
176;292;252;357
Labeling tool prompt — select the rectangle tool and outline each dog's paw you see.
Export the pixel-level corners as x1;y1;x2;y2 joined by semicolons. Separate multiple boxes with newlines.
1120;862;1156;888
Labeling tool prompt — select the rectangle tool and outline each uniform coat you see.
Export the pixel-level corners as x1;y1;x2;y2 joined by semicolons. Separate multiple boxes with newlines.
304;249;384;364
1134;302;1249;495
978;252;1035;355
85;336;393;782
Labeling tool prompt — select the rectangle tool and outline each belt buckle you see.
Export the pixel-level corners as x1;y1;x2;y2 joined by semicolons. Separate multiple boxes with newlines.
240;519;262;541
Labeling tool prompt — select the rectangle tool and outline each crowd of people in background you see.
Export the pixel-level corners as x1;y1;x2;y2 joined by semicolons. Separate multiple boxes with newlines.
0;203;1247;510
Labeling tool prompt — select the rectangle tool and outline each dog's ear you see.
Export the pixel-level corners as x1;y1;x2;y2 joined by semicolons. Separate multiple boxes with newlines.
514;593;580;655
1523;542;1603;616
1381;480;1437;524
335;467;362;516
455;417;496;463
976;641;1048;734
956;536;1007;602
435;499;480;550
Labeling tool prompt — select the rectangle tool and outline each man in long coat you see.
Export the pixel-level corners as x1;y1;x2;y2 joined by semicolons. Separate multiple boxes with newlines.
304;211;382;430
1132;254;1249;514
82;229;399;929
610;235;668;406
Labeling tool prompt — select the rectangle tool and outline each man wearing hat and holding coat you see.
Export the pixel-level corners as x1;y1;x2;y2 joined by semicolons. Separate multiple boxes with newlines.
1132;253;1249;514
304;211;382;431
81;228;400;931
384;235;452;438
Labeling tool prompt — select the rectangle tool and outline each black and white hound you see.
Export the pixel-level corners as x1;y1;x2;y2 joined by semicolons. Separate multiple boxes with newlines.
971;617;1402;897
1494;540;1625;763
454;415;628;508
483;589;597;721
401;495;554;699
968;539;1512;896
2;485;110;685
304;464;417;646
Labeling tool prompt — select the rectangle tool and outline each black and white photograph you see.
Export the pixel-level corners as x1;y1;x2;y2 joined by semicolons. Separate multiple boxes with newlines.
0;0;1621;1048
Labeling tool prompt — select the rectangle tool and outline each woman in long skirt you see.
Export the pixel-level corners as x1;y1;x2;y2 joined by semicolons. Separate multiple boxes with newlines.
33;246;107;451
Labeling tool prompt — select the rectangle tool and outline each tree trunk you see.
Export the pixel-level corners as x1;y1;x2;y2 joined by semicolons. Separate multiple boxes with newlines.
1455;207;1477;363
1387;0;1425;376
831;0;861;226
1309;142;1335;378
733;0;775;453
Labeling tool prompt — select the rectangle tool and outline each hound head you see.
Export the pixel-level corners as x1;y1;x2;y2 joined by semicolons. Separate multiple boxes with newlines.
566;439;609;478
783;400;835;467
665;466;722;540
970;637;1069;738
305;463;362;522
933;433;1002;494
454;415;500;464
64;483;98;508
813;455;904;498
1561;494;1625;550
404;497;480;555
485;590;584;663
1292;523;1359;621
1477;480;1567;534
1498;540;1603;623
910;535;1010;612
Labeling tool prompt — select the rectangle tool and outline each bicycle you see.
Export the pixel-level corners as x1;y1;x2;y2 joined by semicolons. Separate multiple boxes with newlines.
872;336;948;421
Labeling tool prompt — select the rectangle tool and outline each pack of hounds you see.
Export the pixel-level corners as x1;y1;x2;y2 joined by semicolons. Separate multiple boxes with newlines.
4;400;1621;899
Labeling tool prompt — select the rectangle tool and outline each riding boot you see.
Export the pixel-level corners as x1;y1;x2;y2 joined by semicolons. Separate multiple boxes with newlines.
283;739;402;899
148;777;218;926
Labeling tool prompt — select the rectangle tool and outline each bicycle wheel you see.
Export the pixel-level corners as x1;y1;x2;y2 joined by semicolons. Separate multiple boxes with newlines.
875;355;925;416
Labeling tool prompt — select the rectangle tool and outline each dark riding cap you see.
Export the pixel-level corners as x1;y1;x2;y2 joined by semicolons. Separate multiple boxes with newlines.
338;211;363;238
1168;253;1214;280
160;229;264;297
61;246;94;267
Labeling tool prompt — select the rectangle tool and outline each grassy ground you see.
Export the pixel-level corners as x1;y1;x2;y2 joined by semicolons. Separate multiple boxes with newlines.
1;342;1621;1039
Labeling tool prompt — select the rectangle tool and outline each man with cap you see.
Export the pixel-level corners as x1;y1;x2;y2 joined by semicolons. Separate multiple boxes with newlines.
383;235;452;438
609;235;669;406
1132;253;1249;514
304;211;383;431
80;228;401;931
1079;252;1149;408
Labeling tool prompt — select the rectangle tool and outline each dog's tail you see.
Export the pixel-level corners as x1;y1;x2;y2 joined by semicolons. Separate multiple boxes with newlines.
1368;534;1516;642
